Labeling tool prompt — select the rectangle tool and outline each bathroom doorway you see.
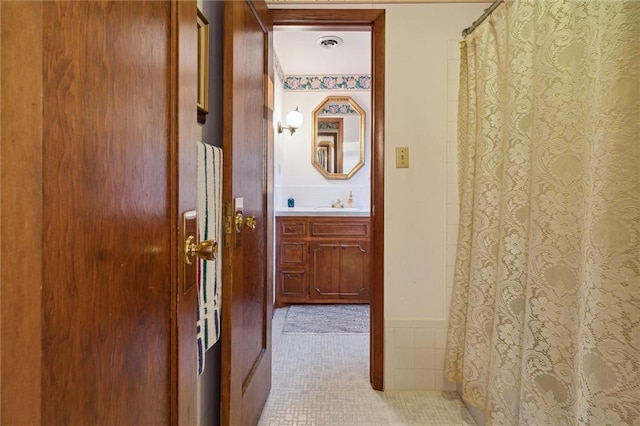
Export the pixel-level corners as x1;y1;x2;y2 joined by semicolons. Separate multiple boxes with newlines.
270;9;385;390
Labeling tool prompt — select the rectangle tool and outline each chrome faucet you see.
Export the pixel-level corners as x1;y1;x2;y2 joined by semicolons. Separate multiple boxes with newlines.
331;199;343;208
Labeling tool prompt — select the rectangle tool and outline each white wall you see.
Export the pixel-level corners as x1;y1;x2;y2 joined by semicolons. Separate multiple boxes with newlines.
382;2;487;390
275;90;371;210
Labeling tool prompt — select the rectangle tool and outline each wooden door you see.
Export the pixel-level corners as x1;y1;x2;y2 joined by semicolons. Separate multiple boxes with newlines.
0;1;197;424
221;1;274;425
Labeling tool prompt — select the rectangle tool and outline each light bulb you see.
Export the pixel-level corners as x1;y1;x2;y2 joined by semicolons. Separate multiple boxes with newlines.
285;108;303;130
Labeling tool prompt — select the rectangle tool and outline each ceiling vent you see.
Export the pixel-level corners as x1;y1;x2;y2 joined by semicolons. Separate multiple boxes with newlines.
317;36;343;49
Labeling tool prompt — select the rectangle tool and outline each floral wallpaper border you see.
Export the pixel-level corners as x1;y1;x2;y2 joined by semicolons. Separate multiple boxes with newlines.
318;121;340;130
319;104;359;115
284;75;371;91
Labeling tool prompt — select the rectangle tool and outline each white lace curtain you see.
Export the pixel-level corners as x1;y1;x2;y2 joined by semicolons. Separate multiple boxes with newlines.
444;1;639;424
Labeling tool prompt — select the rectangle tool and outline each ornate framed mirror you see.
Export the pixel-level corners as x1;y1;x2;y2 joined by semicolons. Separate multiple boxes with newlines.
311;96;365;179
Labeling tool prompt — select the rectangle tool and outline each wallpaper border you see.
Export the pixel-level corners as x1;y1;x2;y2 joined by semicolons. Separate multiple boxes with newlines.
284;75;372;91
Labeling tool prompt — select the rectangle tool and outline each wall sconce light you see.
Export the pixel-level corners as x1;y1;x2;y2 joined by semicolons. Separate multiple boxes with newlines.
277;107;303;135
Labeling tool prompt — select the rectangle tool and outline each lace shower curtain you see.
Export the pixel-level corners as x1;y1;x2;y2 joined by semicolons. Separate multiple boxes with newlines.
444;1;639;424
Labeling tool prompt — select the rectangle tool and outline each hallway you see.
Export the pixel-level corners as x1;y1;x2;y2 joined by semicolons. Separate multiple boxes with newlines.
258;308;476;425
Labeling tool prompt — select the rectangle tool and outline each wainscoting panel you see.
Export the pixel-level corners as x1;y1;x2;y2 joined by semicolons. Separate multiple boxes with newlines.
384;319;456;391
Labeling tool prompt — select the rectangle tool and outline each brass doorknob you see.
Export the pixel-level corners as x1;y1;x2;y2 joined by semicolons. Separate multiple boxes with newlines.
185;236;218;264
235;213;257;232
244;215;256;230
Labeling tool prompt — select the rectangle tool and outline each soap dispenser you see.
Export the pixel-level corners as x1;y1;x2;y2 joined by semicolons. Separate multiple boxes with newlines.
346;191;353;208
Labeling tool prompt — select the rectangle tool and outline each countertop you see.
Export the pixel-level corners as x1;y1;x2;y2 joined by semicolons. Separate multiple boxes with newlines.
275;207;370;217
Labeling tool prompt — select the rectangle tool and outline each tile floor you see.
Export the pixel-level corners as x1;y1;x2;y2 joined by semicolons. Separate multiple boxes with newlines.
258;307;477;426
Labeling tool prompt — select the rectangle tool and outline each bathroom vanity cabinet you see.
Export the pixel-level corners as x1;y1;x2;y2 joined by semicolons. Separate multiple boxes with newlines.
275;216;370;307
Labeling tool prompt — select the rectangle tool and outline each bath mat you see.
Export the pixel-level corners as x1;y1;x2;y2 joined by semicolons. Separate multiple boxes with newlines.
283;304;369;334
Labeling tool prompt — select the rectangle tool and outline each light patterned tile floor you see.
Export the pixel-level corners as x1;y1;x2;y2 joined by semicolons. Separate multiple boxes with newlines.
258;307;476;426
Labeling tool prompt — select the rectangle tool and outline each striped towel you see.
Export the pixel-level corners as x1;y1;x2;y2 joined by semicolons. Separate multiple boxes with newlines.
196;142;223;375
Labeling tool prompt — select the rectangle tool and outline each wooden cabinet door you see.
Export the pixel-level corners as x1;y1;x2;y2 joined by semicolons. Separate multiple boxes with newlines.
311;240;370;300
339;241;371;298
310;242;341;298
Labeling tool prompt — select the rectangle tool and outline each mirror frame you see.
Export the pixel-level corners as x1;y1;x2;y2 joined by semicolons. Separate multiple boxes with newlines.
311;96;365;180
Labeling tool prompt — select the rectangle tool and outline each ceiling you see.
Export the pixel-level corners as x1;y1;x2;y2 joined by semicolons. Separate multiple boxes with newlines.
273;28;371;75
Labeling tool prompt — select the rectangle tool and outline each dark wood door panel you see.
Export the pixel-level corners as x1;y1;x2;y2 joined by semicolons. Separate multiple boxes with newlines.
233;1;268;405
222;1;273;425
41;2;173;423
2;1;197;423
0;3;45;424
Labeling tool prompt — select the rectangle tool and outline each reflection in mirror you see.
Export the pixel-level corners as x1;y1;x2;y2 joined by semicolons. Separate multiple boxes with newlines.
312;96;365;180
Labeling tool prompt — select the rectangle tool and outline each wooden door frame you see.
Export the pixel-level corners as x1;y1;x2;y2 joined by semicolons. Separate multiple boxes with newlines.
173;1;199;424
270;8;385;391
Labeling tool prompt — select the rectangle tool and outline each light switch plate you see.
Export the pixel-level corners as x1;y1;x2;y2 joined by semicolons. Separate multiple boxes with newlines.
396;146;409;168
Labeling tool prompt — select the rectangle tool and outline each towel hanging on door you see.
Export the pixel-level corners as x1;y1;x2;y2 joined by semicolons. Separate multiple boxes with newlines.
196;141;223;375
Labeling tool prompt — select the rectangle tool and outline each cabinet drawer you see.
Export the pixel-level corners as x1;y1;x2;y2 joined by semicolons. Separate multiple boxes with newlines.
278;269;308;297
278;220;307;237
280;241;306;264
310;221;369;237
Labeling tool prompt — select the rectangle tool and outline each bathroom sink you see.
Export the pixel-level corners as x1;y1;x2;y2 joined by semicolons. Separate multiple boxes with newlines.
314;207;362;212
